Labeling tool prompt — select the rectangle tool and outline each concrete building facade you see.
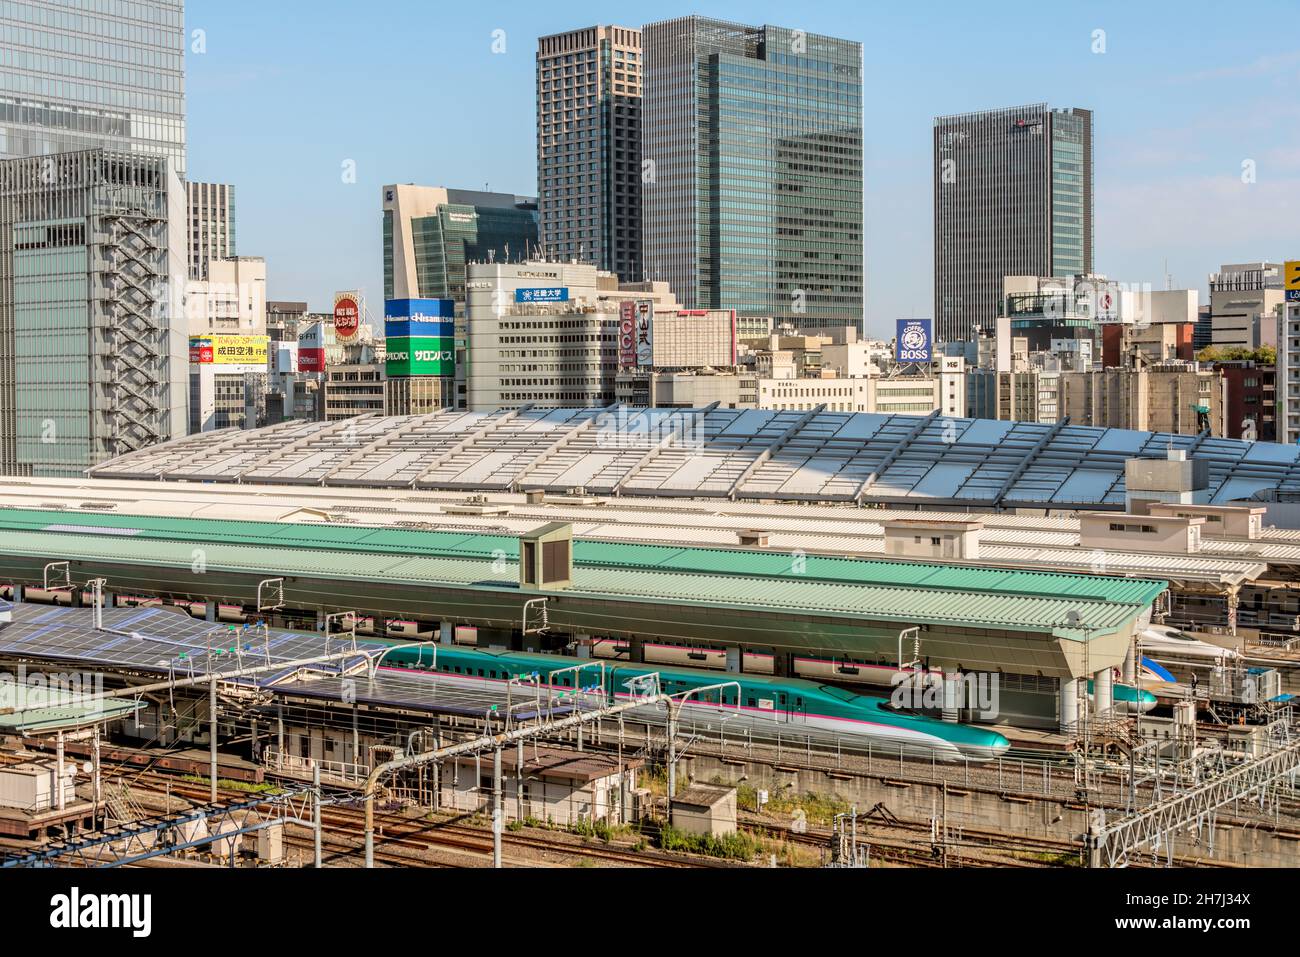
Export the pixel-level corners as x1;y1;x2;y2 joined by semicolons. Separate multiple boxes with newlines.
1280;277;1300;445
1209;262;1284;350
465;261;619;411
1058;365;1225;436
185;256;266;337
185;181;236;281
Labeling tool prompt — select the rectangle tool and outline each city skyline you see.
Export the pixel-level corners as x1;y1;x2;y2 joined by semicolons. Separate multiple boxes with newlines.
185;0;1299;333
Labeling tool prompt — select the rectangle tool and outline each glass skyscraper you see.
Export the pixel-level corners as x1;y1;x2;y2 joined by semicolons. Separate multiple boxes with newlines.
933;103;1095;344
0;0;186;175
0;1;188;477
383;185;539;303
642;16;864;335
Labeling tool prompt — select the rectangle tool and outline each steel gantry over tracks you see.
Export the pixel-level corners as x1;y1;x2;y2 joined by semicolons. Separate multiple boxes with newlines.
1088;737;1300;868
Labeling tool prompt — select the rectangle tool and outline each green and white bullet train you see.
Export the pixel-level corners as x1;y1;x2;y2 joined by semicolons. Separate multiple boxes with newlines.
378;645;1012;762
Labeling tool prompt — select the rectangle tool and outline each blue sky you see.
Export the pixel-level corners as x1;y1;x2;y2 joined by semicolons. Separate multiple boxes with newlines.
186;0;1300;335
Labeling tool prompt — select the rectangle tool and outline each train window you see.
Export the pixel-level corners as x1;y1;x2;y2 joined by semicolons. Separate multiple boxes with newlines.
478;669;485;677
747;698;755;707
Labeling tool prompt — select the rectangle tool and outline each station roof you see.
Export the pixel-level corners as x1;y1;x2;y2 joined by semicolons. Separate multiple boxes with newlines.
0;508;1166;641
0;485;1272;587
85;407;1300;510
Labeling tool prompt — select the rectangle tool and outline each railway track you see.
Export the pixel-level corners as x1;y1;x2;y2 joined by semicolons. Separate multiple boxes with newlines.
0;743;1286;867
739;810;1240;869
68;769;730;868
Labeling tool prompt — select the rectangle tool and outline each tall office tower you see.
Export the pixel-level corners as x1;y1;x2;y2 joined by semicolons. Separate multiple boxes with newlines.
187;182;237;280
0;149;188;477
382;185;539;303
537;25;643;283
934;104;1094;343
642;17;864;335
0;0;187;176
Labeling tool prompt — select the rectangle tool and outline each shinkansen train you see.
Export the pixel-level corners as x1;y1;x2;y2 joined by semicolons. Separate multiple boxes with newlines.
1086;679;1158;714
591;639;1156;717
1139;625;1241;664
378;645;1011;762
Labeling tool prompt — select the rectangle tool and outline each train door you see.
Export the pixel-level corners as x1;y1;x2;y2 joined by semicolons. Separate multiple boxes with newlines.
778;692;805;723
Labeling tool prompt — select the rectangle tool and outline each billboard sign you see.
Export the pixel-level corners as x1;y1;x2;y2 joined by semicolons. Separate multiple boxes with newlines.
385;299;454;339
189;338;213;365
386;337;455;377
333;291;363;342
385;298;454;319
635;300;654;367
1286;262;1300;301
298;321;326;373
189;335;269;366
515;287;569;304
618;301;637;367
895;319;933;364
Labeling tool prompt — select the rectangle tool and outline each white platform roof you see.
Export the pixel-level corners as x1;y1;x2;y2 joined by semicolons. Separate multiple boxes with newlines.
89;407;1300;511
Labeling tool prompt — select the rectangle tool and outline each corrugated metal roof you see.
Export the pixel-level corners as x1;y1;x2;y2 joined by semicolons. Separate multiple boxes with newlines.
0;526;1157;639
0;509;1167;606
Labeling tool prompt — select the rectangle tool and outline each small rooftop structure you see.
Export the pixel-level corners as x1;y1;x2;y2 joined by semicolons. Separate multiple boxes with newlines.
440;744;643;826
519;522;573;591
1126;449;1211;512
1079;512;1207;555
881;519;984;561
1147;503;1267;540
671;783;738;838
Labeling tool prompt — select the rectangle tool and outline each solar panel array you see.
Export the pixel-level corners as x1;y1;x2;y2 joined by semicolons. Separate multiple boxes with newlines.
0;604;381;682
90;407;1300;509
0;605;587;717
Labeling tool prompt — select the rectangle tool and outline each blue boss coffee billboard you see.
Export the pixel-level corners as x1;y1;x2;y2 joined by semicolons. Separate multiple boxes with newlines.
895;319;933;363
